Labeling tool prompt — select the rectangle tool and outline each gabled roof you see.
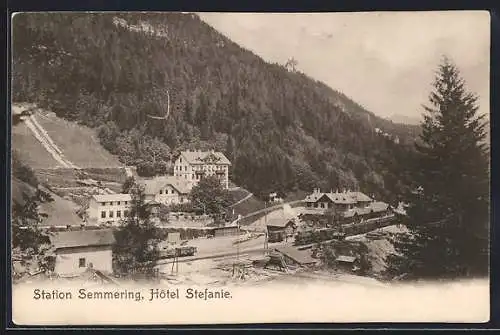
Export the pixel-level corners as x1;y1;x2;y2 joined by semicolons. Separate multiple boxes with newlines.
139;175;190;195
305;190;372;205
336;255;357;263
50;229;116;250
92;193;132;202
266;216;296;228
370;201;390;212
343;201;390;218
178;150;231;165
275;246;317;265
304;192;323;203
349;191;372;203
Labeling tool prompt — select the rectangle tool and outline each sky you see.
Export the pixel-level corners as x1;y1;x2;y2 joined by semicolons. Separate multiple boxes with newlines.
199;11;490;124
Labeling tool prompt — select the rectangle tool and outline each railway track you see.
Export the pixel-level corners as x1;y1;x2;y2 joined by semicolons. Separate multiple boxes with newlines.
155;247;267;266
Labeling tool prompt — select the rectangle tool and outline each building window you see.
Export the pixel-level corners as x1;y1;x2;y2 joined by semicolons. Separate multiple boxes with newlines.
180;197;184;203
101;211;106;218
125;201;128;205
101;202;106;206
124;210;129;217
185;166;187;171
117;210;121;217
117;201;121;205
109;211;114;218
79;258;86;268
110;202;114;206
159;190;163;194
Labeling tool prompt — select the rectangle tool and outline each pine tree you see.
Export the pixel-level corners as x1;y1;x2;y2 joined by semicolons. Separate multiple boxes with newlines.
387;57;489;280
189;175;232;215
12;194;50;253
121;176;136;194
113;185;161;279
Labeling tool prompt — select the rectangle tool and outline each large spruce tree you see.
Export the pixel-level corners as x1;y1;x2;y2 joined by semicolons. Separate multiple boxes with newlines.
388;57;489;280
113;184;161;278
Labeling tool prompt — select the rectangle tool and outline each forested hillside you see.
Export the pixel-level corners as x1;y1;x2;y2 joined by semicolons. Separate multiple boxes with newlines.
12;12;419;203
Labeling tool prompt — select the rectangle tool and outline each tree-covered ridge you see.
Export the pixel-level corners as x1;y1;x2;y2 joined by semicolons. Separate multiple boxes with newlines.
12;12;417;203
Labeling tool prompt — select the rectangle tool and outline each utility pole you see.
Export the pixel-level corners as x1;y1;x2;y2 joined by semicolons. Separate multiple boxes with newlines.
236;215;240;261
233;214;241;278
264;200;269;254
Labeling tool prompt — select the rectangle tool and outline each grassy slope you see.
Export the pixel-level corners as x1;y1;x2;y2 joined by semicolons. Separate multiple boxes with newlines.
38;193;82;226
34;111;122;168
228;188;250;202
12;107;126;227
11;177;83;227
12;109;123;170
12;121;60;169
11;178;37;206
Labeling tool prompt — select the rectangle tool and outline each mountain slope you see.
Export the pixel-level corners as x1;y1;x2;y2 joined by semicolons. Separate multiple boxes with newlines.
12;12;417;203
12;104;122;169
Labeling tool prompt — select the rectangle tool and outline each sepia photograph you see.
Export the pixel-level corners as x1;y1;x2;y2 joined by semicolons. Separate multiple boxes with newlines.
10;11;490;325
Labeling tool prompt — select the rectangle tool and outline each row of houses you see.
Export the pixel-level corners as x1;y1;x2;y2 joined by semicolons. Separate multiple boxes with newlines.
265;189;395;243
87;150;231;225
303;189;393;221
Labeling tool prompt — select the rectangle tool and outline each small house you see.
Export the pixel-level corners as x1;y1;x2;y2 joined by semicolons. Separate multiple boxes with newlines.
266;217;297;242
140;175;190;205
87;193;132;226
304;189;373;212
50;229;115;276
274;246;317;268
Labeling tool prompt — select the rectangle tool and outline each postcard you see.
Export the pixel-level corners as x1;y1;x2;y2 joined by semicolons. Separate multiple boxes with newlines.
10;10;490;325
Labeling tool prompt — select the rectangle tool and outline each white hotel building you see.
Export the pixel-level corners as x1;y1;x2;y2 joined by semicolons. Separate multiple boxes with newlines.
173;150;231;189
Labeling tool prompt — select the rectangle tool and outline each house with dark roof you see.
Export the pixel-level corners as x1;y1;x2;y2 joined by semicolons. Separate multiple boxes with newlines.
173;150;231;189
342;201;392;222
305;189;373;212
139;175;190;205
274;246;318;267
50;229;116;276
266;216;297;242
